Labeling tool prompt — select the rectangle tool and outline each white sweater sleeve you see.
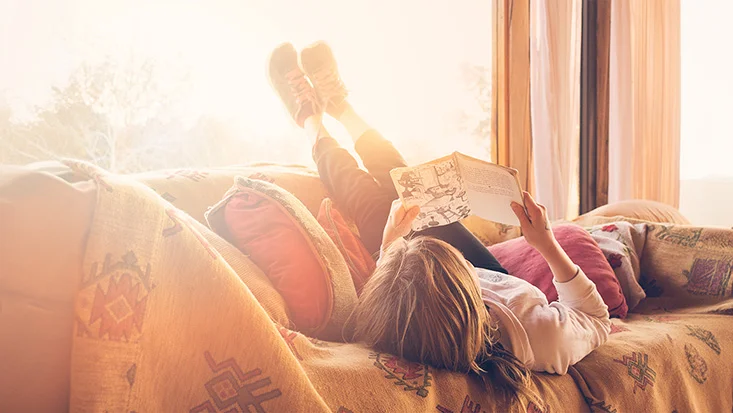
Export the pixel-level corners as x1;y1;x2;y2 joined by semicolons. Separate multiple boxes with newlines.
516;268;611;374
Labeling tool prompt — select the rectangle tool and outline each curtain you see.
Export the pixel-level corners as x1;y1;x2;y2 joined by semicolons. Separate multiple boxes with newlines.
608;0;681;207
529;0;583;220
579;0;611;215
492;0;534;195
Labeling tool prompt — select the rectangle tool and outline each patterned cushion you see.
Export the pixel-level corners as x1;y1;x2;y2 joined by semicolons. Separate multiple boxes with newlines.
206;177;358;340
638;223;733;310
586;222;649;311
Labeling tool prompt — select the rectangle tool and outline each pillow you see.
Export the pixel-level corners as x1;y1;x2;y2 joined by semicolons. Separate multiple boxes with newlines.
586;222;648;311
461;215;522;246
574;199;690;226
639;223;733;308
488;224;628;318
316;198;375;295
205;177;358;339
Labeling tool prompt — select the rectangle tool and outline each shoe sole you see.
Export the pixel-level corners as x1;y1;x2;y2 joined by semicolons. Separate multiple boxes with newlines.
265;42;305;129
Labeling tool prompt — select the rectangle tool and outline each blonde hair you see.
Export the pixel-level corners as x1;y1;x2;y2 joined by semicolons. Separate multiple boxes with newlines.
350;236;539;408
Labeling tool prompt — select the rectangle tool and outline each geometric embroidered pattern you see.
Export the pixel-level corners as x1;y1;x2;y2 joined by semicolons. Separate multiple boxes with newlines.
167;169;209;182
643;315;680;323
248;172;275;183
276;325;303;361
436;395;486;413
161;192;177;203
652;225;702;248
613;352;656;394
370;352;431;398
61;159;114;192
162;208;184;237
686;325;721;355
126;364;137;388
495;222;514;235
163;207;218;259
683;258;733;296
684;344;708;384
190;351;282;413
76;251;152;342
584;397;617;413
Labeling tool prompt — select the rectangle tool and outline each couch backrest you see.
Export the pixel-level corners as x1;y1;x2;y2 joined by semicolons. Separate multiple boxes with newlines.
0;166;96;412
128;164;330;225
128;165;524;247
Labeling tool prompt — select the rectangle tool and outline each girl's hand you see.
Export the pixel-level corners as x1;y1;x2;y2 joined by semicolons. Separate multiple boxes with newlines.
381;199;420;250
511;191;556;254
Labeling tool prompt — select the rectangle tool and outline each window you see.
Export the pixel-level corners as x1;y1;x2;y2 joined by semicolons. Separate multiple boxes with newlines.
0;1;492;172
679;0;733;226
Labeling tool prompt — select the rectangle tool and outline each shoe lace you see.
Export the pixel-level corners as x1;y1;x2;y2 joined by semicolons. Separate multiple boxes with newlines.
285;69;317;107
311;67;346;101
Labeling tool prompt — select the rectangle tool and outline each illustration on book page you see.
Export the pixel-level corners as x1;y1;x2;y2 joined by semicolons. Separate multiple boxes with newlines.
392;157;470;231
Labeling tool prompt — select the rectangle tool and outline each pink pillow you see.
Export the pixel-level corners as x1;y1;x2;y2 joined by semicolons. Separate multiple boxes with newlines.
488;224;628;318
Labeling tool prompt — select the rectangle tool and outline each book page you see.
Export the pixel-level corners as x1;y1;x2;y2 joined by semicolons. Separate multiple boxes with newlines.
455;152;523;226
390;154;471;231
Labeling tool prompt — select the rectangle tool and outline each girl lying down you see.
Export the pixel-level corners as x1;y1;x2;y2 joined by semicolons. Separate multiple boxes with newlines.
267;40;611;406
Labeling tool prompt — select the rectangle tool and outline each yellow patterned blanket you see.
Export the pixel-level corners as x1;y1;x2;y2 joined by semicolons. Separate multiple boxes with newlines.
67;165;733;413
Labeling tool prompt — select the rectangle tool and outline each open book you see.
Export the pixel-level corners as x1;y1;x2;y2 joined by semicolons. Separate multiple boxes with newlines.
390;152;524;231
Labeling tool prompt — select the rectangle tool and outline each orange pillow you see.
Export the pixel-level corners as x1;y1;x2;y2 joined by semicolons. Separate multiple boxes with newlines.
209;177;358;340
223;188;332;333
316;198;375;295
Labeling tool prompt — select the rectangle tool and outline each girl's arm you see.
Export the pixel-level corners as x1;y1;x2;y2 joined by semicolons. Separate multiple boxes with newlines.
510;192;611;374
510;192;577;282
518;273;611;374
379;200;420;256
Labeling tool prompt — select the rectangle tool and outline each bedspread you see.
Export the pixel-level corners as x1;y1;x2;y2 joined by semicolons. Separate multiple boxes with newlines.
66;164;733;413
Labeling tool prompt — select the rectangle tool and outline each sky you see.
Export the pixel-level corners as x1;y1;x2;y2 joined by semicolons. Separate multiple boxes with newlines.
680;0;733;179
1;0;731;178
0;0;492;165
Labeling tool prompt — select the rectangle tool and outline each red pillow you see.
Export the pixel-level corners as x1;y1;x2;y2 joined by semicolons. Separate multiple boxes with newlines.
316;198;375;295
224;189;332;333
488;224;628;318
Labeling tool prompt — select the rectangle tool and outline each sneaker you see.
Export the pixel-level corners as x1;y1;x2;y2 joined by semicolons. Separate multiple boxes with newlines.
268;43;320;127
300;41;349;118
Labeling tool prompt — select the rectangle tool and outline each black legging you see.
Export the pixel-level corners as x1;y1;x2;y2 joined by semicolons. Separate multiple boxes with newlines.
312;130;508;274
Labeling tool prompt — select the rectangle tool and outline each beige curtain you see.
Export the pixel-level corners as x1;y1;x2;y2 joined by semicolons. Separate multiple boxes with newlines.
529;0;582;220
609;0;681;207
492;0;535;195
